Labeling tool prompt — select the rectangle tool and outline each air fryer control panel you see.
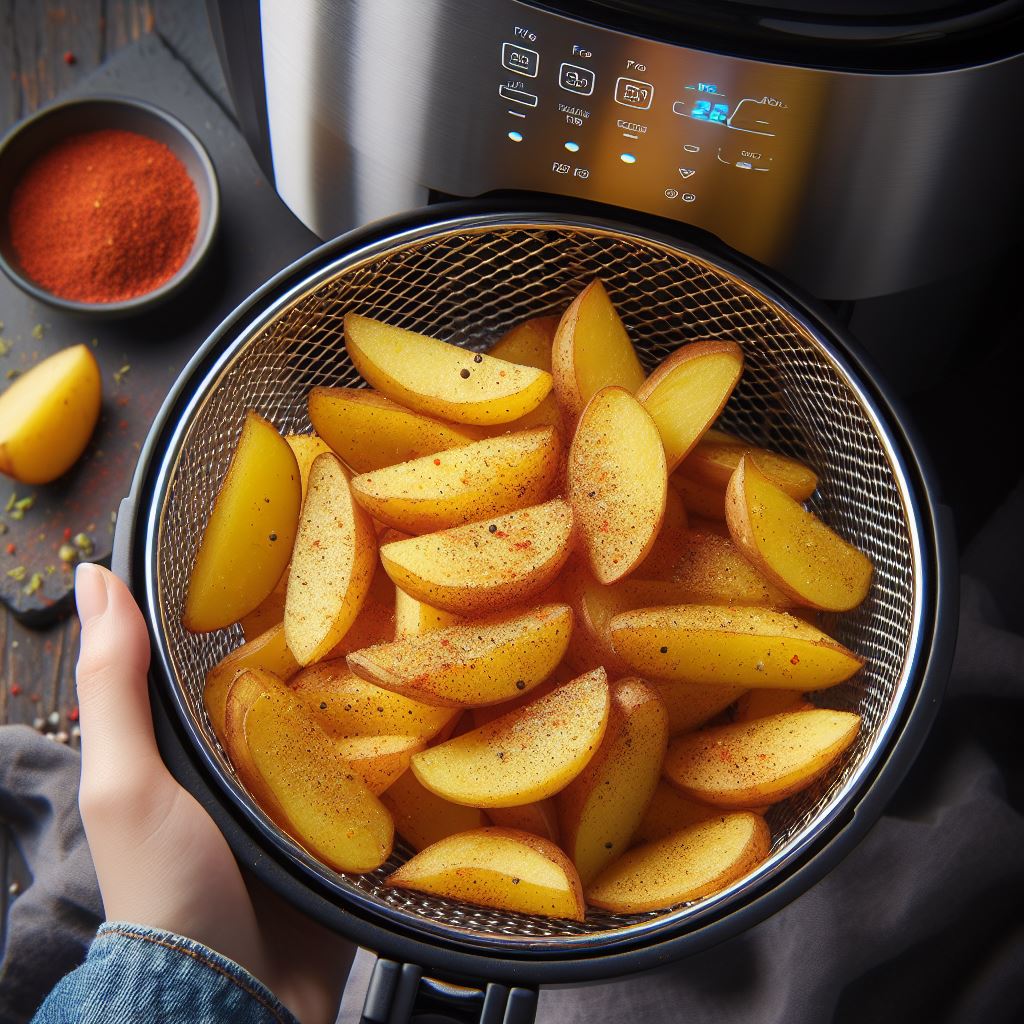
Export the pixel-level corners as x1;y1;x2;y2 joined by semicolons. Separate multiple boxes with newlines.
248;0;1023;299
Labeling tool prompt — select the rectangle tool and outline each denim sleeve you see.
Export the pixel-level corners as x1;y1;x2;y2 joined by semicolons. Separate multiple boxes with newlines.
30;921;300;1024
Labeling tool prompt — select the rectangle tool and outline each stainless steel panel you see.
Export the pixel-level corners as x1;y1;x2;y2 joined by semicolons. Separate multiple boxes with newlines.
258;0;1024;298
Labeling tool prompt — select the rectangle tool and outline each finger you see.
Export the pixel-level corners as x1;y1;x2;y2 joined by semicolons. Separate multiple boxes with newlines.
75;563;159;791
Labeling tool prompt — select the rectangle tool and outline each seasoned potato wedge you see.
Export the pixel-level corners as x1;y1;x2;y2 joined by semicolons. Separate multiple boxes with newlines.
345;314;552;426
557;678;669;884
468;671;569;728
183;412;301;632
387;827;585;921
562;561;641;675
726;456;873;612
635;481;688;579
309;388;482;472
204;623;300;741
635;342;743;471
347;604;573;707
333;734;426;794
568;387;667;584
290;661;457;739
609;605;863;690
238;570;289;640
379;499;574;616
394;588;463;638
674;473;727;521
486;800;561;844
379;771;486;852
322;560;396;660
633;781;720;844
488;315;560;369
652;680;747;736
663;709;861;808
733;688;813;723
587;812;770;912
351;427;560;534
685;429;818;501
551;280;645;418
411;668;610;807
285;453;378;666
285;433;333;499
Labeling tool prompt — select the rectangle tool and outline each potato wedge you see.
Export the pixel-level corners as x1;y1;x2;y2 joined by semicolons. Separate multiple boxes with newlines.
204;623;301;741
344;313;552;426
635;481;688;579
239;570;289;640
635;342;743;471
347;604;572;707
394;588;463;638
468;671;569;728
411;668;610;807
379;771;486;852
587;812;770;912
557;678;669;884
663;709;861;808
733;688;813;723
387;827;585;921
675;473;727;520
379;499;574;616
652;680;747;736
725;456;873;612
183;411;301;632
0;343;102;484
633;781;720;844
488;315;561;369
333;734;426;794
322;560;396;660
684;429;817;501
551;280;645;418
290;661;457;740
308;388;482;473
284;453;377;666
285;433;333;499
243;685;394;872
486;800;561;844
351;427;560;534
568;387;667;584
609;605;863;690
562;560;640;675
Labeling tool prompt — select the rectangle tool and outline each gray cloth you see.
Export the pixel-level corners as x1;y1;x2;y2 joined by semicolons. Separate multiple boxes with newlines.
0;728;101;1024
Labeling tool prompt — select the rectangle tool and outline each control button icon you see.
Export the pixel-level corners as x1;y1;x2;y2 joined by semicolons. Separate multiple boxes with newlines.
502;42;539;78
681;193;696;202
615;77;654;110
664;188;679;199
683;144;701;153
678;167;696;179
552;161;571;174
499;84;538;107
559;62;595;96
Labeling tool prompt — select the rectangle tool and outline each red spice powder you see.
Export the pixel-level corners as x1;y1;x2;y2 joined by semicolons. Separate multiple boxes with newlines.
8;128;200;303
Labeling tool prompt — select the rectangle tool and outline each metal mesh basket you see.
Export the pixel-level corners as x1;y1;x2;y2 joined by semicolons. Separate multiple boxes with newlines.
141;212;924;952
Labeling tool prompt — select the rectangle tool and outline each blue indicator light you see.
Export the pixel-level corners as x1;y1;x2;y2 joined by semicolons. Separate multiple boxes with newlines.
711;103;729;123
690;99;711;119
564;141;580;153
620;152;637;165
690;99;730;122
697;82;718;93
507;130;524;142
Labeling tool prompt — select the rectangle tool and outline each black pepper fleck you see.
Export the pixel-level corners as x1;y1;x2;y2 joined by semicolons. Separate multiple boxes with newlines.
319;702;327;710
488;524;497;533
515;680;526;690
604;842;613;849
473;353;483;363
660;646;669;654
460;368;471;379
269;533;278;542
588;491;596;498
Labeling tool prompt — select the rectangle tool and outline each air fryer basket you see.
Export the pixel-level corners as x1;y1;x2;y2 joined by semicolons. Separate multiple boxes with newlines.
122;207;951;1008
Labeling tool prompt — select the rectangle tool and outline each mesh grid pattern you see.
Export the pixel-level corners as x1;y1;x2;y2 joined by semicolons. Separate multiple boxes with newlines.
151;221;918;946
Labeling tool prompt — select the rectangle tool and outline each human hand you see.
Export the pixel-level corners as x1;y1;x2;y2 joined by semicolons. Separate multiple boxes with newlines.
74;563;354;1024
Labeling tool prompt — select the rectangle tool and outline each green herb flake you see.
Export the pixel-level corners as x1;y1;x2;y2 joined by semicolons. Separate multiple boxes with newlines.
4;493;15;512
13;495;34;512
23;572;43;595
112;364;131;385
6;566;26;582
72;533;94;556
58;544;78;564
0;338;11;357
31;324;44;341
5;369;20;380
9;509;23;521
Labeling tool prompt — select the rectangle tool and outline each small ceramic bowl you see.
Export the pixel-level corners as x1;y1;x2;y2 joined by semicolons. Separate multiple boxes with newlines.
0;96;219;317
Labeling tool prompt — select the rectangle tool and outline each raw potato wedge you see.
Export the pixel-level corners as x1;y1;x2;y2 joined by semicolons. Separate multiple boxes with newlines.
243;685;394;872
290;661;457;740
205;623;301;741
239;570;289;640
726;456;873;612
652;680;747;736
488;315;561;368
333;734;426;794
684;429;817;501
394;588;463;638
635;342;744;471
344;313;552;426
663;709;862;808
285;434;333;499
347;604;573;707
609;605;863;690
183;411;301;632
557;678;669;884
587;812;770;912
486;800;561;844
734;688;814;723
633;781;720;844
379;771;486;851
379;499;574;616
0;343;101;485
568;387;667;584
551;279;645;418
351;427;560;534
387;827;585;921
411;668;610;807
285;453;378;666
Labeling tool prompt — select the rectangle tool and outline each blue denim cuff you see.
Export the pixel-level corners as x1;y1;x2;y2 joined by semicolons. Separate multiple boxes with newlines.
33;921;300;1024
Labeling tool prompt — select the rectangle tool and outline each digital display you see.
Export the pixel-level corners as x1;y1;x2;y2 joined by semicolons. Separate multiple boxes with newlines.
690;99;729;123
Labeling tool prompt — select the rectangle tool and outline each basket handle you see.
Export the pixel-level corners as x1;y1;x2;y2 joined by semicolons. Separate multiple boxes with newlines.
360;958;538;1024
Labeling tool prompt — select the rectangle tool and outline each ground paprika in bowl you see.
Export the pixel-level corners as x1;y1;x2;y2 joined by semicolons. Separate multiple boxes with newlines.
0;96;218;316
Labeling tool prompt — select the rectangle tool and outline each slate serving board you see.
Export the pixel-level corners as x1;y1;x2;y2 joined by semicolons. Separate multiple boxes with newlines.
0;34;317;624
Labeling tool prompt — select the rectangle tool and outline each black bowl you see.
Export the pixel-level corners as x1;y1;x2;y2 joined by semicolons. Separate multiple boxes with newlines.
0;96;219;317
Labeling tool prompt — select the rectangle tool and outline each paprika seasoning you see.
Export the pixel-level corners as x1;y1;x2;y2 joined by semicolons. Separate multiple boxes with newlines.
8;128;199;304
